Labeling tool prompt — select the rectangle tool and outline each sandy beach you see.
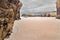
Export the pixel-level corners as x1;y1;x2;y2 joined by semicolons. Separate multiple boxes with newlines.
5;17;60;40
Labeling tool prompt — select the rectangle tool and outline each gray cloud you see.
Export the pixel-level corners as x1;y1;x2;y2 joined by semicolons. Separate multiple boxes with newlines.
21;0;56;14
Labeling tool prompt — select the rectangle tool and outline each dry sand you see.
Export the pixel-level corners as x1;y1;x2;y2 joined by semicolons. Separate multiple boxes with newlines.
6;17;60;40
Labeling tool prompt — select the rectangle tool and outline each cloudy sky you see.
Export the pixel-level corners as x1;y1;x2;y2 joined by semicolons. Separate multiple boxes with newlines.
20;0;56;14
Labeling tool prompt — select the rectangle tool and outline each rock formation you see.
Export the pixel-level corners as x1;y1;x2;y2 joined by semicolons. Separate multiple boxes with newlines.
56;0;60;19
0;0;22;40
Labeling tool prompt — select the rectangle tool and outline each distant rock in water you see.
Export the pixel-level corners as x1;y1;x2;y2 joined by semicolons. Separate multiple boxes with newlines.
0;0;22;40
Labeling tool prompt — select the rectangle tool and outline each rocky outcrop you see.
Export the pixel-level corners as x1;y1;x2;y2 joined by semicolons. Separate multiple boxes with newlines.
0;0;22;40
56;0;60;19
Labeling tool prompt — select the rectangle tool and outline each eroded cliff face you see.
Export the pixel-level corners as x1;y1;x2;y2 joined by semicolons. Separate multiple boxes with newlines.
56;0;60;18
0;0;22;40
56;0;60;14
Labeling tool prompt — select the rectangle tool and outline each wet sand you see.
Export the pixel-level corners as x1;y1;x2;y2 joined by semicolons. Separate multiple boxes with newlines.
6;17;60;40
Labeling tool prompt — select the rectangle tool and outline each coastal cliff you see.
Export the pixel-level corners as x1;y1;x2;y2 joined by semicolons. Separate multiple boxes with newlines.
56;0;60;19
0;0;22;40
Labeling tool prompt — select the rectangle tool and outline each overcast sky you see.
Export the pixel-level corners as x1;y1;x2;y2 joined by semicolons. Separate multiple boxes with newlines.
20;0;56;14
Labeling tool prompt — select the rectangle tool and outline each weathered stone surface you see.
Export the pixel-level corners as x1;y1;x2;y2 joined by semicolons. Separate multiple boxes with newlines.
8;0;22;20
56;0;60;19
0;0;22;40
